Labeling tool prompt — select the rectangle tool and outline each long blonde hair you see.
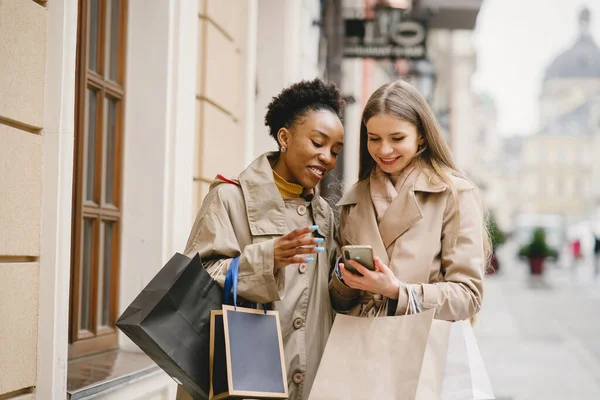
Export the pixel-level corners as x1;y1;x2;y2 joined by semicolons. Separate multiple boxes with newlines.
359;80;492;268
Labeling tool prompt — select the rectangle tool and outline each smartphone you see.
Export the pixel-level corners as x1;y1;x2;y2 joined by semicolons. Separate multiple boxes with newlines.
341;245;375;276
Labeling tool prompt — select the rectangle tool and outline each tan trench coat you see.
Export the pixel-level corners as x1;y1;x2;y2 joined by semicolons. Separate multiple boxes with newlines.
176;153;336;400
330;169;485;321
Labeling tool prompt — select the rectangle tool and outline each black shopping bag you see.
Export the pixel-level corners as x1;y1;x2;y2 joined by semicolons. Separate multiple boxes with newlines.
209;257;288;399
116;253;222;400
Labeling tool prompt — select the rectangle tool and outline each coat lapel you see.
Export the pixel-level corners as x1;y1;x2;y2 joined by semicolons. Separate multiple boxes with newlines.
309;195;331;238
379;170;448;249
237;152;331;237
238;153;289;236
378;188;422;249
337;180;390;266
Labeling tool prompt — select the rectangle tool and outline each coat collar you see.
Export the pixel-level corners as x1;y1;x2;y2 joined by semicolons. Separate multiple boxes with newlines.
237;152;331;237
337;169;447;206
337;170;447;263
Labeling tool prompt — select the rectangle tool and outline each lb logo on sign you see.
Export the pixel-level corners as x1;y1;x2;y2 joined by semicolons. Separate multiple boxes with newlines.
344;14;427;59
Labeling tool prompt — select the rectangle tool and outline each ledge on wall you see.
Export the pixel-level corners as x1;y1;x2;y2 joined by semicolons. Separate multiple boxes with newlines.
66;350;160;399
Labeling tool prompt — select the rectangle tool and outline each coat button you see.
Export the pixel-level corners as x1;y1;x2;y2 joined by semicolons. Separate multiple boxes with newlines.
293;317;304;329
293;372;304;384
297;204;307;216
298;263;308;274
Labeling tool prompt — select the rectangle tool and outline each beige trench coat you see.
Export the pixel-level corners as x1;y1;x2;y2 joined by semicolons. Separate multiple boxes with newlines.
330;169;485;321
176;153;336;400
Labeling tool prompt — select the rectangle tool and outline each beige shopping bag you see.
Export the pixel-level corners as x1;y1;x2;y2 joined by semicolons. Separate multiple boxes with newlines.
415;319;452;400
308;309;435;400
409;283;453;400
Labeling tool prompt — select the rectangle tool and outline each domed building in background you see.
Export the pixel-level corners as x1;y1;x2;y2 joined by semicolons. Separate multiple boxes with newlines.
520;6;600;238
544;8;600;81
539;6;600;133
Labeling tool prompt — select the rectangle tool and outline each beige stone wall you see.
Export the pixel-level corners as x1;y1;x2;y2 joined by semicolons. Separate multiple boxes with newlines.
194;0;249;213
521;135;594;216
540;79;600;129
0;0;46;397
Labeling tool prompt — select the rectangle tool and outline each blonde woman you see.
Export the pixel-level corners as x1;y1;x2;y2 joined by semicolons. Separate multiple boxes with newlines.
330;80;490;321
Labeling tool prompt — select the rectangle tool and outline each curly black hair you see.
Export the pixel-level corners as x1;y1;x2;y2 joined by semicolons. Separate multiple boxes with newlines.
264;78;345;145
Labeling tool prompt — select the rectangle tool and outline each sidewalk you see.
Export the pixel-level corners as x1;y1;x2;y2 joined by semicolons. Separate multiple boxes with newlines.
474;242;600;400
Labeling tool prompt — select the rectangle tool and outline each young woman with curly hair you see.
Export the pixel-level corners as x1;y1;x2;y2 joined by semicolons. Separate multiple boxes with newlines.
176;78;345;400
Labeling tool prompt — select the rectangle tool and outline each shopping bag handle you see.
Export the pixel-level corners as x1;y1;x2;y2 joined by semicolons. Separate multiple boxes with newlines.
399;282;423;315
224;257;240;306
223;257;267;314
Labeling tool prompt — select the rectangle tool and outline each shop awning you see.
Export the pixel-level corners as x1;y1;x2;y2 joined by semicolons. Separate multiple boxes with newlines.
420;0;482;30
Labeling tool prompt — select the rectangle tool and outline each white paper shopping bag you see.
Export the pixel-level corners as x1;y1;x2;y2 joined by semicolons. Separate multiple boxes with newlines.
440;320;495;400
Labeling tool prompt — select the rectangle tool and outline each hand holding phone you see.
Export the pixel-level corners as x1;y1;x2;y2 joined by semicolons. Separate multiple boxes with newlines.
341;245;375;276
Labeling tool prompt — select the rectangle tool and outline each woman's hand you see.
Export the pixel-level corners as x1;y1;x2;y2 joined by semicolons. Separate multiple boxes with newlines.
274;226;323;270
339;256;400;299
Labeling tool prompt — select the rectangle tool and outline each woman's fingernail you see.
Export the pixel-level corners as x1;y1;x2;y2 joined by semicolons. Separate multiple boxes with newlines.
315;238;324;244
315;247;325;253
306;257;315;262
309;225;319;231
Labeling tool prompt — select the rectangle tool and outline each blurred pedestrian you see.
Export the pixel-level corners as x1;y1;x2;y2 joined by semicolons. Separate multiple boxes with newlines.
570;238;582;278
594;234;600;280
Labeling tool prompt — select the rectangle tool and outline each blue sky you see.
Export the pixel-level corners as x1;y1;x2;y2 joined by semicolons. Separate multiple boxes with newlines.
472;0;600;136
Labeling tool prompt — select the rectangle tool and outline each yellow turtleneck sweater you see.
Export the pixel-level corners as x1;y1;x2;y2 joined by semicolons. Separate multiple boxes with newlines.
273;170;303;198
